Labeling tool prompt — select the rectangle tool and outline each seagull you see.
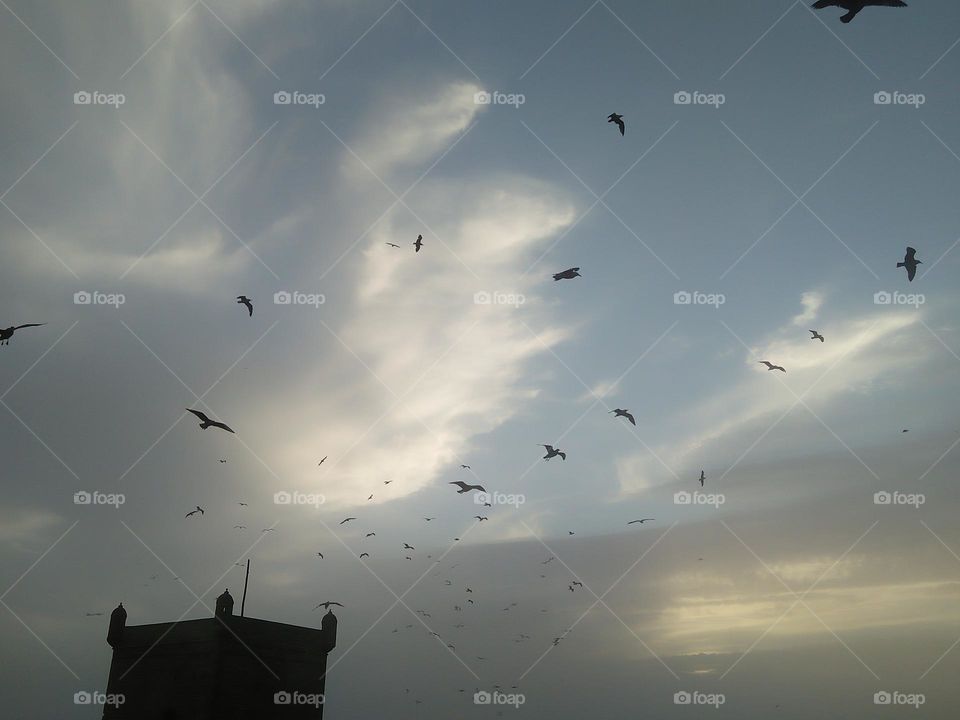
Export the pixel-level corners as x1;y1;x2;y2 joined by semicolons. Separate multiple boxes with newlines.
233;525;246;529
218;459;227;463
460;464;471;469
366;532;376;537
627;518;655;525
552;267;581;281
261;528;275;533
339;517;357;525
450;481;486;494
318;456;327;466
385;242;400;248
607;112;625;135
317;552;324;558
699;470;706;487
541;444;566;461
185;409;235;433
571;581;583;587
185;506;204;518
811;0;907;24
383;480;393;485
360;552;370;558
424;517;435;521
759;361;786;373
237;502;248;506
897;246;921;281
413;234;423;252
474;516;488;522
810;330;825;342
568;531;575;535
236;295;253;317
314;601;344;610
0;323;45;346
542;557;555;565
403;543;415;550
610;408;636;426
367;494;374;500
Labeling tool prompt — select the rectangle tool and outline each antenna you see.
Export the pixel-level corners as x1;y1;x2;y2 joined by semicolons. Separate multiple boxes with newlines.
241;559;250;617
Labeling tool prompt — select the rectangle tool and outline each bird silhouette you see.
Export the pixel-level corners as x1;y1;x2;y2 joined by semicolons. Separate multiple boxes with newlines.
233;525;246;529
339;517;356;525
359;552;370;558
460;464;471;469
474;516;488;522
185;409;235;433
317;552;324;558
403;543;415;550
366;532;376;537
811;0;907;24
610;408;636;425
318;456;327;466
607;113;625;135
627;518;655;524
552;267;581;281
0;323;45;346
236;296;253;317
424;517;435;521
810;330;825;342
898;246;921;281
185;506;204;518
540;444;566;461
314;601;344;610
450;481;486;494
759;361;786;373
413;234;423;252
699;470;706;487
385;242;400;248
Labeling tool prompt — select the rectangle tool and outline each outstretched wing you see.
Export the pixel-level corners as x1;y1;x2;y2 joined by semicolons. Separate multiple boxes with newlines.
905;247;917;261
13;323;45;330
811;1;840;8
211;420;236;433
186;408;210;423
867;0;907;6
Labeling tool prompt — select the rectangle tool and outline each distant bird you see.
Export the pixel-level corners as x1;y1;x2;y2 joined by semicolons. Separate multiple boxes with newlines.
0;323;45;346
474;516;488;522
607;112;625;135
483;502;492;507
902;428;909;433
627;518;655;525
541;444;566;461
218;459;227;463
810;330;825;342
318;456;327;466
568;531;575;535
403;543;415;550
552;267;581;281
366;532;376;537
383;480;393;485
237;502;248;506
314;601;343;610
368;494;374;500
571;581;583;587
236;295;253;317
261;528;275;533
385;242;400;248
699;470;705;487
460;464;471;469
466;588;473;593
185;409;235;433
339;517;356;525
424;517;435;521
233;525;246;529
450;481;486;494
542;557;555;565
317;552;324;558
360;552;370;558
759;361;786;373
568;584;575;592
811;0;907;24
413;234;423;252
185;506;204;518
898;246;921;281
610;408;636;426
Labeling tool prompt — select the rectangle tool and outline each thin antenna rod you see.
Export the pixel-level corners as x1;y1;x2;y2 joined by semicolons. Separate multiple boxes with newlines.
241;559;250;617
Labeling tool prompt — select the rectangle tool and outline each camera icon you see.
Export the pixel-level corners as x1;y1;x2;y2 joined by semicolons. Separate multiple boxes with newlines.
474;291;491;305
474;691;492;705
274;91;292;105
874;691;891;705
673;290;692;305
873;491;892;505
674;691;692;705
73;91;91;105
674;91;692;105
474;91;492;105
674;491;692;505
874;91;892;105
873;291;892;305
74;291;92;305
74;491;92;505
274;491;292;505
274;291;292;305
274;691;292;705
74;691;92;704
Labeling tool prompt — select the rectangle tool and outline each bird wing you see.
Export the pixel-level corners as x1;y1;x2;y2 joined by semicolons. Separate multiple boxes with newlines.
867;0;907;6
624;412;636;425
558;451;566;460
13;323;45;330
907;264;917;281
186;408;210;423
905;247;917;261
211;420;235;433
811;1;840;7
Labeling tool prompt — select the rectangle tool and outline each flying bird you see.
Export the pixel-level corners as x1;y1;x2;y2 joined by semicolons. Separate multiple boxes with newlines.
233;525;246;529
403;543;415;550
185;409;235;433
383;480;392;485
366;532;376;537
218;459;227;463
339;517;357;525
450;481;486;494
237;502;247;506
185;506;204;518
0;323;45;346
317;553;324;558
460;464;471;469
318;456;327;466
540;444;566;461
610;408;636;426
424;517;435;521
236;295;253;317
699;470;706;487
552;267;581;281
759;361;786;373
385;242;400;248
607;112;625;135
568;531;575;535
360;552;370;558
413;234;423;252
810;330;825;342
627;518;655;525
474;516;488;522
811;0;907;24
314;601;343;610
897;246;921;281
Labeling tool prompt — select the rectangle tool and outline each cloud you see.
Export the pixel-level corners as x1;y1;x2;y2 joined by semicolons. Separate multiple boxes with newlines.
792;290;824;327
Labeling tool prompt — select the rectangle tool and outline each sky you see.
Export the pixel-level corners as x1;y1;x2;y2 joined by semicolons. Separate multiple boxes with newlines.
1;0;960;717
